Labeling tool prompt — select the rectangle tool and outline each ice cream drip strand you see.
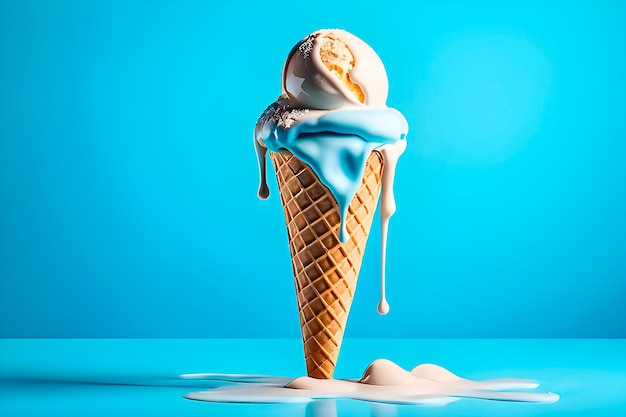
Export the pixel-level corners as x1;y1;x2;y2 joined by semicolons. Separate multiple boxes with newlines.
376;139;407;315
255;139;269;200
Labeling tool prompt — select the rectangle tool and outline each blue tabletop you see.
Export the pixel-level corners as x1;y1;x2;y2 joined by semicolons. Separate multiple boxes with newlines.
1;339;625;416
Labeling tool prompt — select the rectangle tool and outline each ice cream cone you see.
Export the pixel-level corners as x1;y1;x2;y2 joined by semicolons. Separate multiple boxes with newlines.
270;150;383;379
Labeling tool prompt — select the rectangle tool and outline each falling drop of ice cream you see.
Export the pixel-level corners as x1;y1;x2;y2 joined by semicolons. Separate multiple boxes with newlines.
377;298;390;315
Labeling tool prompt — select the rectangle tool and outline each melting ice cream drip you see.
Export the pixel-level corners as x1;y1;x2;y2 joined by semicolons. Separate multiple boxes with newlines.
376;139;407;315
254;139;269;200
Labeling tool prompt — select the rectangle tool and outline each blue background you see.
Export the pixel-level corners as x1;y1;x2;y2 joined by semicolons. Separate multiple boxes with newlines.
1;0;625;338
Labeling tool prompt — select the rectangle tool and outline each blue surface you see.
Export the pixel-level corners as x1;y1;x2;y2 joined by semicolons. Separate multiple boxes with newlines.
1;339;626;416
1;0;626;338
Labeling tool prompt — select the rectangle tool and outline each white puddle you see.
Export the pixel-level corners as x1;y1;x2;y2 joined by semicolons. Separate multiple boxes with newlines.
184;359;559;406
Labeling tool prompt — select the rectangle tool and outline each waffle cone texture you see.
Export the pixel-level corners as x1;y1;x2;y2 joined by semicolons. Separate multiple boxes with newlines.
270;150;383;379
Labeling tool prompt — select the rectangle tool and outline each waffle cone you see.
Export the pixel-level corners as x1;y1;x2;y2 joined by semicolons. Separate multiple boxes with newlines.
270;150;383;379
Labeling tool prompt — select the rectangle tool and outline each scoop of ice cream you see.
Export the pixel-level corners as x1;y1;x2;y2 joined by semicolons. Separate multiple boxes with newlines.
282;29;389;110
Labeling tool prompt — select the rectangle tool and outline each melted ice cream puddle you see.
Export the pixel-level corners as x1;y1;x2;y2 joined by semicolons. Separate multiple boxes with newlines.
184;359;558;406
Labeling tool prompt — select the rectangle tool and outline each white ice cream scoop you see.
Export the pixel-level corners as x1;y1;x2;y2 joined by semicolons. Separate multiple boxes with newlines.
281;29;389;110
